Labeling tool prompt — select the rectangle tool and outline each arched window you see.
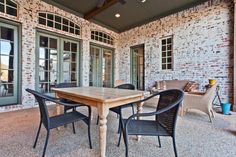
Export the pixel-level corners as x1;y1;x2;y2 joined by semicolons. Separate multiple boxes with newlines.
0;0;18;17
91;30;114;45
38;12;80;36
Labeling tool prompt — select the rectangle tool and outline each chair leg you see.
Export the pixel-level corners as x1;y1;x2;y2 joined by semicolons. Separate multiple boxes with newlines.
208;110;213;123
172;137;178;157
117;117;122;147
33;121;42;148
88;120;92;149
42;130;50;157
158;136;161;148
124;131;129;157
117;116;121;134
88;106;92;149
72;122;76;134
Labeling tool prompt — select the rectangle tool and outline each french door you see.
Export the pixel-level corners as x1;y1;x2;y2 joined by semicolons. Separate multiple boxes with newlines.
131;44;144;90
0;22;18;105
36;32;80;93
89;45;113;88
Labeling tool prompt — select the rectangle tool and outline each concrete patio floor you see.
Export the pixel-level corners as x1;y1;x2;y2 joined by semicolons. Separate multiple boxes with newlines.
0;105;236;157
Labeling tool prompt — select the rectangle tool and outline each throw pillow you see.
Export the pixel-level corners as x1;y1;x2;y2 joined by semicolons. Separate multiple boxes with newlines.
184;81;198;92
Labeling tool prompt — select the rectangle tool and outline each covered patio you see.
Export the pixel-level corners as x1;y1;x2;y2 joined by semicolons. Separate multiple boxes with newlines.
0;0;236;157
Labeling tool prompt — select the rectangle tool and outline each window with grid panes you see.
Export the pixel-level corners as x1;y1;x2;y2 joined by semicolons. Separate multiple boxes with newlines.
38;12;80;36
161;36;173;70
0;0;18;17
91;30;114;45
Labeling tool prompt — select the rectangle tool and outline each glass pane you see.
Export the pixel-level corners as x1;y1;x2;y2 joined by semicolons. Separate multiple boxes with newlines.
162;46;166;51
40;36;48;47
55;16;61;23
1;27;13;41
75;29;80;35
63;52;70;62
162;52;166;57
0;41;13;55
162;64;166;70
0;4;4;13
47;20;53;27
63;61;70;71
0;83;13;97
71;43;77;52
63;18;68;25
47;14;53;20
63;25;68;32
162;39;166;45
162;58;166;63
39;59;48;70
167;44;172;50
39;83;49;93
39;17;46;25
50;71;57;83
167;57;172;63
64;41;70;51
6;6;17;16
71;72;76;81
1;56;14;69
49;38;57;49
63;71;70;82
49;49;57;60
71;53;76;62
71;63;76;71
167;38;172;44
6;0;17;8
39;13;46;18
39;48;48;59
1;69;13;82
39;71;48;82
50;60;57;71
167;64;172;69
55;23;61;30
167;51;171;56
70;27;74;34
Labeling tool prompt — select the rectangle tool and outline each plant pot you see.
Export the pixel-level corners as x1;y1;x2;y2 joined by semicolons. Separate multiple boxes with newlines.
221;102;231;115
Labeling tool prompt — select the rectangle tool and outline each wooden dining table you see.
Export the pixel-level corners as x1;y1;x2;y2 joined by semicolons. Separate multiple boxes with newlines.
52;86;145;157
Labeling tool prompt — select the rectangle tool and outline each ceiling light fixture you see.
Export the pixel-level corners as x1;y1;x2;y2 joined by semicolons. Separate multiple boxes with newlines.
115;13;120;18
141;0;146;2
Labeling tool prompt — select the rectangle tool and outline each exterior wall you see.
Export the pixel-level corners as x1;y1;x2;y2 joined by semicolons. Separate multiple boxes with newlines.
0;0;119;112
118;0;234;104
0;0;234;112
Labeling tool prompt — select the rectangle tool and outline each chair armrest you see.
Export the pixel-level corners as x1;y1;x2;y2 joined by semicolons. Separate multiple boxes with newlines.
125;98;182;128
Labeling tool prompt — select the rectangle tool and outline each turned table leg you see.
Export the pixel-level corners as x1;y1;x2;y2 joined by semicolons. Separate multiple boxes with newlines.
97;104;109;157
136;96;144;141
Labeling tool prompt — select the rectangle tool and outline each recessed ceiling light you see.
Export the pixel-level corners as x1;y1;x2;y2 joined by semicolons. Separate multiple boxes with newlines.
141;0;146;2
115;13;120;18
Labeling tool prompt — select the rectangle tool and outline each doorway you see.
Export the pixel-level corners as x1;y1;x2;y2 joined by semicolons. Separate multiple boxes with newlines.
89;45;113;87
131;44;144;90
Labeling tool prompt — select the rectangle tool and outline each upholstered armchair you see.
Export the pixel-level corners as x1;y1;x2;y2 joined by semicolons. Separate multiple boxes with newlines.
183;84;217;122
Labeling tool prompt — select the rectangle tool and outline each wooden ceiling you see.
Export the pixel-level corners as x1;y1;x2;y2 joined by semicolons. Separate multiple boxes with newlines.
43;0;208;32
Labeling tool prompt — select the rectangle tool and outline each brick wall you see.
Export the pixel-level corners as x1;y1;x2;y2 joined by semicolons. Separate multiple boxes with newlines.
0;0;234;112
118;0;234;104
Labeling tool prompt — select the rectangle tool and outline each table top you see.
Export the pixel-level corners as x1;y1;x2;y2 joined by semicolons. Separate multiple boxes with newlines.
52;86;144;103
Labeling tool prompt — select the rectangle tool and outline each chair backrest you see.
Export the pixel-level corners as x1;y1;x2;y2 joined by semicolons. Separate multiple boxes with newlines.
155;89;184;135
26;88;50;129
55;82;77;88
115;83;135;90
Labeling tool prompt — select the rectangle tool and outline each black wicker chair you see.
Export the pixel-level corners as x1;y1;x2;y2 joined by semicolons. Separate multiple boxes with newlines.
121;89;184;157
26;88;92;157
96;84;135;134
54;82;80;113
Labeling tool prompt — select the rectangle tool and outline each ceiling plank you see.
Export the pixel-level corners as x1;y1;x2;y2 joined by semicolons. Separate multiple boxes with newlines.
84;0;118;20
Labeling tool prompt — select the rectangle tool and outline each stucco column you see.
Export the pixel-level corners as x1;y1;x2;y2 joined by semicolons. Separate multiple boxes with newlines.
233;0;236;111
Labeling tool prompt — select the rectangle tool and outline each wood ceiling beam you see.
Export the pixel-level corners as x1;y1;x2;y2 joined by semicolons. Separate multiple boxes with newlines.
84;0;118;20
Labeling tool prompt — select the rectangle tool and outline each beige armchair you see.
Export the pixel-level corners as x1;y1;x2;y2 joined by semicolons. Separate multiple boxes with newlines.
183;84;217;122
